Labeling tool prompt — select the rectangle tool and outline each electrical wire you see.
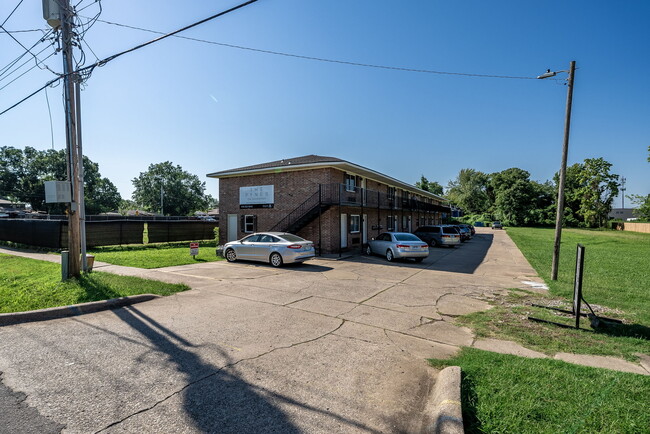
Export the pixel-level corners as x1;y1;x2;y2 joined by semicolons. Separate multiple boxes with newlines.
90;17;540;81
0;0;259;117
1;0;25;27
0;51;57;92
0;24;51;66
44;86;56;149
0;29;54;79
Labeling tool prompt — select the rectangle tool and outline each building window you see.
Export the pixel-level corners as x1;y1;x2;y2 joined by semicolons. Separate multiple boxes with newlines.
345;173;357;192
243;215;256;233
350;215;360;233
387;186;395;201
387;216;394;231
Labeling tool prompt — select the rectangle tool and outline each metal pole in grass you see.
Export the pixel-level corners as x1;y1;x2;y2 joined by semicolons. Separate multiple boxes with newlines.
538;61;576;280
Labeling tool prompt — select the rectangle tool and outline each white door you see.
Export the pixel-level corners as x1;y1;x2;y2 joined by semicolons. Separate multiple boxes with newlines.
340;214;348;248
362;214;368;244
227;214;238;242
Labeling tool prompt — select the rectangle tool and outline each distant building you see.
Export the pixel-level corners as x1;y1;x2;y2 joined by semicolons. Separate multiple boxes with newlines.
608;208;636;220
0;198;26;212
208;155;451;254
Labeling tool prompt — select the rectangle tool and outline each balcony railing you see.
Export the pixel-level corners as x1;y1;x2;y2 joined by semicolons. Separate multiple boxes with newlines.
319;184;450;213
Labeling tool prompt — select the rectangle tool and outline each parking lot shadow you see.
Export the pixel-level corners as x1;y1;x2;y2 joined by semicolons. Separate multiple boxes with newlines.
340;233;494;275
109;306;301;433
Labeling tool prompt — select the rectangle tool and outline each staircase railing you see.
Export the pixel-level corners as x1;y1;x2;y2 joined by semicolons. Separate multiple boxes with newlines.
270;190;321;232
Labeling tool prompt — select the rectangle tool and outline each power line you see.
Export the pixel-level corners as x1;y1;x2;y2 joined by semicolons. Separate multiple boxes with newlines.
91;17;539;81
0;0;260;117
0;51;57;92
1;0;25;27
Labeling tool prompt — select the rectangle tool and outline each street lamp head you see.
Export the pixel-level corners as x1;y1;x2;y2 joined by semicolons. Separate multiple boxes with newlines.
537;69;557;79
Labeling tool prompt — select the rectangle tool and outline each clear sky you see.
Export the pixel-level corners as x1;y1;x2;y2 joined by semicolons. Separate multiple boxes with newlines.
2;0;649;207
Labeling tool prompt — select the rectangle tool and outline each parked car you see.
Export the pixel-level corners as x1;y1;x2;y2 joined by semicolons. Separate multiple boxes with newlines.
458;223;475;236
366;232;429;262
451;225;471;242
412;225;461;247
492;221;503;229
223;232;315;267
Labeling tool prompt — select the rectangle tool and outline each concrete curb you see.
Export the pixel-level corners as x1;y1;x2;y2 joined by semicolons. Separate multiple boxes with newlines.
0;294;161;327
426;366;464;434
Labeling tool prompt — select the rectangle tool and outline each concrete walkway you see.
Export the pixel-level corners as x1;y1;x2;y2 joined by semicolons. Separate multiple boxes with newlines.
0;228;647;433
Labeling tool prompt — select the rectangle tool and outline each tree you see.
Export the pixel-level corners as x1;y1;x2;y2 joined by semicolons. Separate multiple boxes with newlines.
575;158;619;228
415;175;444;196
132;162;211;216
628;194;650;221
446;169;489;214
489;168;536;226
0;146;121;214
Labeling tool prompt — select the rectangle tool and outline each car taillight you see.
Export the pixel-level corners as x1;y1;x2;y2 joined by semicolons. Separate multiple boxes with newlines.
442;235;450;238
396;244;409;248
421;244;428;248
287;244;302;249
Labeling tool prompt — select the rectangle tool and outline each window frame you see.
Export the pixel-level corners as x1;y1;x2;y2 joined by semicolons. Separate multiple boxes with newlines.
244;215;256;233
350;214;360;233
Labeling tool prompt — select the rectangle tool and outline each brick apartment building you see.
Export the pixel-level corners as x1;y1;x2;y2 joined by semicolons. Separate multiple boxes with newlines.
208;155;451;255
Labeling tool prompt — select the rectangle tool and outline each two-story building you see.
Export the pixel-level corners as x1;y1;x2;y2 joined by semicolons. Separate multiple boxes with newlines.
208;155;451;255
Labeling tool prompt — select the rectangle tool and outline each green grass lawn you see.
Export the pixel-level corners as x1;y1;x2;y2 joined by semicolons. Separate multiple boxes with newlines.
430;348;650;434
457;228;650;361
0;253;189;313
89;239;223;268
507;227;650;324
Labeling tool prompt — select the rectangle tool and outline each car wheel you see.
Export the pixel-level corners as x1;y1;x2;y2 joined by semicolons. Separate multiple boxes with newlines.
413;258;423;263
225;249;236;262
386;249;394;262
429;239;438;248
269;252;283;267
365;245;373;256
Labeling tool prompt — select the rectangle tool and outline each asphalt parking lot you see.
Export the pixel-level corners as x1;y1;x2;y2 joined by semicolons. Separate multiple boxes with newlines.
0;228;544;433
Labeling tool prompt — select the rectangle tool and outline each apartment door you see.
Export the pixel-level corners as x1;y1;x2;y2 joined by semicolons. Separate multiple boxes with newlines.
362;214;368;244
227;214;238;242
340;214;348;248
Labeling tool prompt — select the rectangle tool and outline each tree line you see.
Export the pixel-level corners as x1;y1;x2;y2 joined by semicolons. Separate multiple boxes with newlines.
419;156;649;227
0;146;215;216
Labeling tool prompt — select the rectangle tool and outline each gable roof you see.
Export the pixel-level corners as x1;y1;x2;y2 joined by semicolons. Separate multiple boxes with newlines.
207;154;447;202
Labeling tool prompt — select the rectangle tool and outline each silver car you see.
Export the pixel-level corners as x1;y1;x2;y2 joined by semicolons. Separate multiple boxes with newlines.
223;232;315;267
366;232;429;262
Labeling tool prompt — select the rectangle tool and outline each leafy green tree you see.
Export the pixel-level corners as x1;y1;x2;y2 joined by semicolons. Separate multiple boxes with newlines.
628;194;650;221
415;175;444;195
446;169;489;214
575;158;619;227
0;146;121;214
132;162;211;216
489;168;535;226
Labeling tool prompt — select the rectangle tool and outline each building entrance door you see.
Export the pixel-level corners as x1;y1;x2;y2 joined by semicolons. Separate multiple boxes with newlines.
362;214;367;244
340;214;348;248
227;214;238;242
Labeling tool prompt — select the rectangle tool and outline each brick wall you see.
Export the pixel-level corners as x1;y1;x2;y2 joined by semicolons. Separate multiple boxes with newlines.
217;166;446;254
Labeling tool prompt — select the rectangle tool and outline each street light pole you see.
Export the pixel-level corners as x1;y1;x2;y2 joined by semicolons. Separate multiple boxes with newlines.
543;61;576;281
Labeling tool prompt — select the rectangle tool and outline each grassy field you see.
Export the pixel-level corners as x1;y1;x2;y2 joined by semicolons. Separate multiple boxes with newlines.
89;239;223;268
430;348;650;434
457;227;650;361
0;253;189;313
507;227;650;324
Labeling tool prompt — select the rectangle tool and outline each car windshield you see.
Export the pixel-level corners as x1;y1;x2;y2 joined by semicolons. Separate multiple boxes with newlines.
394;233;421;241
442;227;458;234
279;234;306;242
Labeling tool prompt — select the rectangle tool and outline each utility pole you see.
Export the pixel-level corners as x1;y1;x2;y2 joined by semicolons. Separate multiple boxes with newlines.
550;61;576;281
621;177;626;209
44;0;85;277
160;184;164;216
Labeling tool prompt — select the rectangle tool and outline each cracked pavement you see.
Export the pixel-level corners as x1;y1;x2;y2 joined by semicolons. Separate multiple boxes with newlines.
0;228;544;433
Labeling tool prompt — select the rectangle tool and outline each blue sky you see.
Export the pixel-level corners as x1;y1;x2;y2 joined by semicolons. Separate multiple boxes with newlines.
2;0;649;206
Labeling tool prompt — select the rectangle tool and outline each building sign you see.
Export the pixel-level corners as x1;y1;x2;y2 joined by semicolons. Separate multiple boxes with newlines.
240;185;274;209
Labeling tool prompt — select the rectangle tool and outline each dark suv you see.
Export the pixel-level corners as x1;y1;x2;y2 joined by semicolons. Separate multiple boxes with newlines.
413;225;461;247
